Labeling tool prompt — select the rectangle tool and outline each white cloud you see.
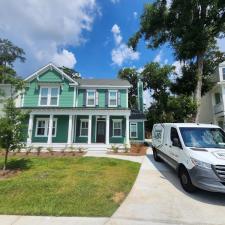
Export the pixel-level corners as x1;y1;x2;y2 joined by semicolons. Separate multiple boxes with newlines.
172;60;184;78
111;24;122;45
137;67;144;73
0;0;99;75
111;0;120;4
166;0;172;8
133;11;138;19
111;24;140;66
143;90;152;109
217;38;225;52
52;49;77;68
153;50;163;63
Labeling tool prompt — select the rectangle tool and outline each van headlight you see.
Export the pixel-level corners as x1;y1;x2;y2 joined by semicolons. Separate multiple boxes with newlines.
190;158;212;169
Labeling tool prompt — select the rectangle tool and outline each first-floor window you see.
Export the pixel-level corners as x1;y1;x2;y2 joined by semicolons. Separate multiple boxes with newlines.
80;119;88;136
113;120;122;137
36;118;57;137
130;123;137;138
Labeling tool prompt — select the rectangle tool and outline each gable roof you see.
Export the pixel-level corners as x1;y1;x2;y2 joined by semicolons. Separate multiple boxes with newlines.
75;79;131;88
24;63;78;84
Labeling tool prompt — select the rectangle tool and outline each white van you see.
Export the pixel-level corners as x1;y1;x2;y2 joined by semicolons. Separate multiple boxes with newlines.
152;123;225;193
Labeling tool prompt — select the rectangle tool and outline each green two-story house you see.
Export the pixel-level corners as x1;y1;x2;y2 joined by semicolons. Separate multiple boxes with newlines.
20;63;145;150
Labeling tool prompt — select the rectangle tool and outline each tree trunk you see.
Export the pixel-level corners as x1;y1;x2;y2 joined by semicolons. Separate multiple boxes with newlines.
3;148;9;171
194;53;204;123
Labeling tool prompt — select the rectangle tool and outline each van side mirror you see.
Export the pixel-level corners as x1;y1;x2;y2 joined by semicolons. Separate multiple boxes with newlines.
172;138;182;148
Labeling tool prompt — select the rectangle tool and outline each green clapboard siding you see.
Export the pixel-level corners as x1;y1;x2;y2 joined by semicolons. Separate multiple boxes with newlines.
32;115;69;143
109;116;125;144
52;115;68;143
129;121;145;141
23;69;74;107
74;115;88;143
77;89;127;108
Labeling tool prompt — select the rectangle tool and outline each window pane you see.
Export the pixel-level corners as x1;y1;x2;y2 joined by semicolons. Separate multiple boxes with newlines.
88;91;95;97
81;121;88;129
51;88;58;97
131;131;137;137
223;68;225;80
37;128;45;135
41;88;48;97
110;92;116;98
50;97;58;105
114;129;121;136
88;99;94;106
81;128;88;136
110;99;117;106
114;122;121;129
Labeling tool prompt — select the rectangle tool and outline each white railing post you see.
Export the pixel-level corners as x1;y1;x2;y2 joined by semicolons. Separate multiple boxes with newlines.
106;115;110;145
88;115;92;144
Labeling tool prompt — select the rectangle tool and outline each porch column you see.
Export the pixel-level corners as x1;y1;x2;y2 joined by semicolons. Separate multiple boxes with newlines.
125;115;130;146
67;115;73;146
27;114;34;146
47;114;53;146
106;115;110;145
88;115;92;144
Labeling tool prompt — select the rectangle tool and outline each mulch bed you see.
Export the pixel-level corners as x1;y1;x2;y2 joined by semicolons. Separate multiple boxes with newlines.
0;169;21;179
107;144;147;156
0;151;86;158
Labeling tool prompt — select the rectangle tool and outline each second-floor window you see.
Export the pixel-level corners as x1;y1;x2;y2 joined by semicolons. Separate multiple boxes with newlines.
39;87;59;106
86;90;95;106
109;90;117;107
223;68;225;80
215;93;221;105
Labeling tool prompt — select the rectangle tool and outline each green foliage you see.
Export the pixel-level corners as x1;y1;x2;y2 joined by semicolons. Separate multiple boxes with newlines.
111;145;119;153
118;68;140;108
36;146;43;156
58;66;81;79
129;0;225;121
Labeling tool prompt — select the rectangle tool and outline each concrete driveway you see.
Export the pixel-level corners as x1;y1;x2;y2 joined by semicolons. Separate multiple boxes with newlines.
107;150;225;225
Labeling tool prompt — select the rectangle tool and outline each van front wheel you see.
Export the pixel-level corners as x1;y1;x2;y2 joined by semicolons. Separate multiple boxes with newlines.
153;148;161;162
179;167;196;193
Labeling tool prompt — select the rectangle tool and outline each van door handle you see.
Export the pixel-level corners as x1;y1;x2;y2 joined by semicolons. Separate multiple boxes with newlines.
169;145;172;148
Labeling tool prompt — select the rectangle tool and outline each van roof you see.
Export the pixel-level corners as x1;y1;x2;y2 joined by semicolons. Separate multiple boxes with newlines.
154;123;219;128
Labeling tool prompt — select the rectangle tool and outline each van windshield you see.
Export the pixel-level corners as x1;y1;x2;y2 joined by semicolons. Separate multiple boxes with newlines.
179;127;225;148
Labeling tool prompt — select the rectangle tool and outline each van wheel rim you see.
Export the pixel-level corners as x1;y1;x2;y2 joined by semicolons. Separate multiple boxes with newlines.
181;174;188;185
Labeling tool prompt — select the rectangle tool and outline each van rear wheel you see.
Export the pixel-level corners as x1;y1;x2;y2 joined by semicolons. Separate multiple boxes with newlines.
179;167;196;193
153;148;161;162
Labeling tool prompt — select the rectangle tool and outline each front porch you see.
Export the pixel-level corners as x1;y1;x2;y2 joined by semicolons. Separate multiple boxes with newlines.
26;109;130;150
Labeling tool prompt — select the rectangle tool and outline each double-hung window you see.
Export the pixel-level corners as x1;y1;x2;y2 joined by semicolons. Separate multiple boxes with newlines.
109;90;117;107
130;123;137;138
80;119;88;137
39;87;59;106
36;118;57;137
222;68;225;80
86;90;95;106
113;119;122;137
215;93;221;105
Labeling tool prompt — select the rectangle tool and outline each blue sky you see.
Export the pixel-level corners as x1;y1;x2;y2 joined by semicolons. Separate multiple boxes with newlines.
0;0;224;81
0;0;175;79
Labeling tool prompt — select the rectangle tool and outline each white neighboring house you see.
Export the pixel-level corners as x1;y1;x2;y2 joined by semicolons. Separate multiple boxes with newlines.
199;61;225;128
0;84;21;117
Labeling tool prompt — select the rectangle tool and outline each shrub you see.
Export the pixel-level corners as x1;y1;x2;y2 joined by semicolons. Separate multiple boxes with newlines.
26;146;33;155
123;144;130;153
46;147;54;155
36;146;43;156
111;145;119;153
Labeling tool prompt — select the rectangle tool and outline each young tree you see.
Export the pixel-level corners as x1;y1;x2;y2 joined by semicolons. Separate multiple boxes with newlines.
129;0;225;122
0;99;26;170
0;38;26;170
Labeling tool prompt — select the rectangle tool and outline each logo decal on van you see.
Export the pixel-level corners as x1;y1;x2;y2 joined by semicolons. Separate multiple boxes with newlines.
213;151;225;160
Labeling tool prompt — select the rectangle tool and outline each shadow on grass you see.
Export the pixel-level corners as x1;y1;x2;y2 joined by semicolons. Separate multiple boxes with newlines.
6;158;32;171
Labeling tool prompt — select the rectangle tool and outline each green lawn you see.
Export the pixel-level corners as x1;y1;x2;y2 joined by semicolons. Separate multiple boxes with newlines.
0;156;140;216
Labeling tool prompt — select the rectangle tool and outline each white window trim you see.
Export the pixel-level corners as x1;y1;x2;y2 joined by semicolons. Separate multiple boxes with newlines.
80;119;89;137
130;122;138;138
39;86;60;107
35;118;57;137
112;119;122;137
108;90;118;107
86;90;96;107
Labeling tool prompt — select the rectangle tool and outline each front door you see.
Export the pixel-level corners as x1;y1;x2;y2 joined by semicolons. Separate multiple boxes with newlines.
96;120;106;143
